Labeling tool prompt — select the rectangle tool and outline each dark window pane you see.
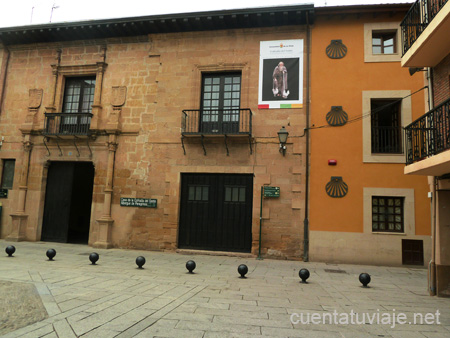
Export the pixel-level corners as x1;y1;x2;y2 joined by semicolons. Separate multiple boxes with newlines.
239;187;246;202
188;186;195;201
225;187;231;202
372;196;404;233
1;160;15;189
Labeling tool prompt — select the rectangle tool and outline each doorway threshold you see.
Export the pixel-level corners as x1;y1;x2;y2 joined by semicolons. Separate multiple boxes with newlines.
176;249;254;258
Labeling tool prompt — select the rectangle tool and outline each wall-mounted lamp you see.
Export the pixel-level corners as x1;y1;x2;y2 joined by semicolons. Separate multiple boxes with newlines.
277;126;289;156
409;67;425;76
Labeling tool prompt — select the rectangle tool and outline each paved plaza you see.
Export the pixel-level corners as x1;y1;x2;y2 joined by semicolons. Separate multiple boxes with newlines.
0;240;449;338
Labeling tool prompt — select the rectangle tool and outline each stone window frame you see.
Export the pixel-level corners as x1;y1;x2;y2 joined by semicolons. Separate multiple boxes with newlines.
49;62;107;130
191;63;249;109
363;187;415;236
362;90;412;163
364;22;401;63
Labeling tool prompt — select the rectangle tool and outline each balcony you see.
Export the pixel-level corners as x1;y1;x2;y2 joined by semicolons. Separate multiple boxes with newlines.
401;0;450;67
181;108;253;155
404;98;450;175
42;112;93;138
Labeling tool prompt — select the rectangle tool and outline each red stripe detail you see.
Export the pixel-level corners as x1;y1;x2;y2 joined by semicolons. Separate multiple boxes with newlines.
258;104;270;109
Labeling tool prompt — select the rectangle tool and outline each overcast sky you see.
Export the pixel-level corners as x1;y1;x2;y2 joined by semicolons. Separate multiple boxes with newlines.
0;0;413;28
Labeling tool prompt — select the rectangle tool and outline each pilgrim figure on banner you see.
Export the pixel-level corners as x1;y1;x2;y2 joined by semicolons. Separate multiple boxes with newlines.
272;61;289;99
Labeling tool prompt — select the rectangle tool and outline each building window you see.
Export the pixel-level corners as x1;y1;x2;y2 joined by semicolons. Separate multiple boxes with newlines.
1;159;15;189
364;22;400;63
372;31;396;54
224;186;246;203
63;77;96;114
201;73;241;133
60;76;95;131
371;99;402;154
372;196;404;233
188;185;209;201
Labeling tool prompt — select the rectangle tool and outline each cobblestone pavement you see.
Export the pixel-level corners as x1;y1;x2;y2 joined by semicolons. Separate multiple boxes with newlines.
0;240;449;338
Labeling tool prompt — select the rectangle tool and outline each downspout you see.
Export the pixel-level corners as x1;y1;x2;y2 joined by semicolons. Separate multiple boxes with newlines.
427;67;436;295
0;46;10;114
430;176;437;295
303;12;311;262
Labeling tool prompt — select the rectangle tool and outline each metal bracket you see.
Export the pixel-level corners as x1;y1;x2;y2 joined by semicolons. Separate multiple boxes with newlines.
181;136;186;155
73;139;80;157
201;135;207;156
55;138;63;156
249;135;253;154
43;137;51;156
86;138;92;157
224;134;229;156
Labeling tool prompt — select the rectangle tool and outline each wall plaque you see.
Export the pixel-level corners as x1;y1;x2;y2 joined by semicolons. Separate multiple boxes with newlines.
120;197;157;208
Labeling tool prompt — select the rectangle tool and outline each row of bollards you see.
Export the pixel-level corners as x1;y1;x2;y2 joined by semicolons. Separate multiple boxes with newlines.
4;245;371;286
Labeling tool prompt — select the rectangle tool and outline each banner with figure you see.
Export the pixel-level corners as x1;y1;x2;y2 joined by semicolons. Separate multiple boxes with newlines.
258;39;303;109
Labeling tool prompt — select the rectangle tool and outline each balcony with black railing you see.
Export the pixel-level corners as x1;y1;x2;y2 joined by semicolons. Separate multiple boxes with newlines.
181;109;252;136
405;98;450;165
181;108;253;155
401;0;449;65
42;112;93;137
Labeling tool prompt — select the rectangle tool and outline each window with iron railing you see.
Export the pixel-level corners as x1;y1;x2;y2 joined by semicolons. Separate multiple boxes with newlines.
201;73;241;134
371;99;403;154
43;76;95;136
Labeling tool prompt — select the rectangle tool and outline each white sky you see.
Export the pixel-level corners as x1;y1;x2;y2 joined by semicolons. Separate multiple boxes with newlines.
0;0;413;28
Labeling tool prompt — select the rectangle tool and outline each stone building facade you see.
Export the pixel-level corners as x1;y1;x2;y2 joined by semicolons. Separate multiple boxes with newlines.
0;5;313;259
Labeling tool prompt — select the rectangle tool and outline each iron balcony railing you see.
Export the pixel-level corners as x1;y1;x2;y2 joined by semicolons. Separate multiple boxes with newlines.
405;97;450;164
181;109;252;135
371;126;403;154
401;0;448;55
43;112;93;136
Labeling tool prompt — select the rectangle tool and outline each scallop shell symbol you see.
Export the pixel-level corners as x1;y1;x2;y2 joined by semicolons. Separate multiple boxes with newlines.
326;106;348;126
325;176;348;198
326;40;347;59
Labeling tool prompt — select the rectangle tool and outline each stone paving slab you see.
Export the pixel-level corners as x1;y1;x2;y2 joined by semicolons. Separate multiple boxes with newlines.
0;239;449;337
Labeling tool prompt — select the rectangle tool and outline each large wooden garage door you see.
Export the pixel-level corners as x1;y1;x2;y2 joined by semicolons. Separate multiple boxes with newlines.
179;174;253;252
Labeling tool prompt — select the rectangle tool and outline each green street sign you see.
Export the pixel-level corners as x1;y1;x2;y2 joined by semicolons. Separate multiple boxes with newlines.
263;186;280;198
120;198;157;208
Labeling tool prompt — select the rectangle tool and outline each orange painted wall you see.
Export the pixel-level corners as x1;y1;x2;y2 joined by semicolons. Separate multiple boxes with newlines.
310;11;431;235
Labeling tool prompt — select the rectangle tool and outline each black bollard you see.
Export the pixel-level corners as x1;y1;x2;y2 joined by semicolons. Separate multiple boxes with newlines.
136;256;146;269
359;273;371;287
299;268;310;283
89;252;99;265
46;249;56;261
5;245;16;257
238;264;248;278
186;260;196;273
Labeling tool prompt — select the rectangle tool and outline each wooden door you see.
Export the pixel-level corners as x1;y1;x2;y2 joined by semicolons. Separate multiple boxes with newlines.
179;174;252;252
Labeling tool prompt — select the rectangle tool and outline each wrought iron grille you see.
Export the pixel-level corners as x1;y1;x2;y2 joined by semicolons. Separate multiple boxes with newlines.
371;126;403;154
405;98;450;164
43;112;93;136
401;0;449;55
181;109;252;135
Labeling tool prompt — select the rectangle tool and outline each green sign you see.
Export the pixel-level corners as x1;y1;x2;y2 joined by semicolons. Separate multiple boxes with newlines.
263;186;280;198
120;198;157;208
0;189;7;198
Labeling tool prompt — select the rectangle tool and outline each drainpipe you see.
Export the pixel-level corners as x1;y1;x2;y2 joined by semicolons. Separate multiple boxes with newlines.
427;67;436;295
0;46;10;114
303;12;311;262
430;176;437;295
